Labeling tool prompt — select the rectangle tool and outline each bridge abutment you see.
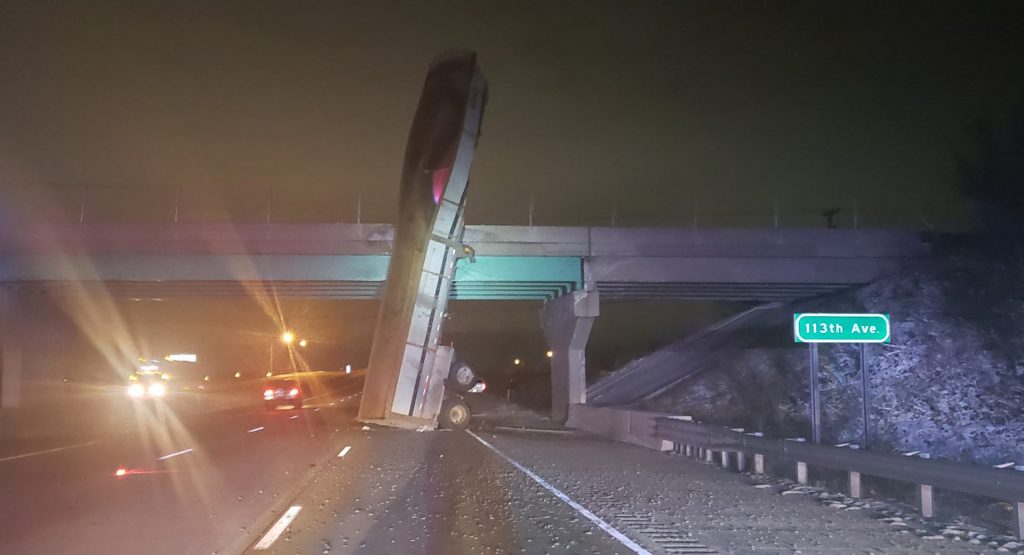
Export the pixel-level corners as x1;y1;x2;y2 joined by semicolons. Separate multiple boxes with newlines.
0;288;23;408
542;289;599;422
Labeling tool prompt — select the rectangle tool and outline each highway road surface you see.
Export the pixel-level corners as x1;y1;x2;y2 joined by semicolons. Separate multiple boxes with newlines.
0;378;998;554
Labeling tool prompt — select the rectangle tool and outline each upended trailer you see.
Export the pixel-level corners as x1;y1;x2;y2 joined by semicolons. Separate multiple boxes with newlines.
357;50;487;430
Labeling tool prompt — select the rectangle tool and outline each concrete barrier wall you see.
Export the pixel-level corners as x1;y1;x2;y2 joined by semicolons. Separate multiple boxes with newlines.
566;403;673;451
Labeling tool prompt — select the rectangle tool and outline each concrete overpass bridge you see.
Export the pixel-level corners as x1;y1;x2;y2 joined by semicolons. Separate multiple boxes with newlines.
0;221;925;301
0;221;929;413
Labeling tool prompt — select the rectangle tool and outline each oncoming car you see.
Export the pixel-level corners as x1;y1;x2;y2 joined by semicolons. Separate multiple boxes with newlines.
127;368;170;399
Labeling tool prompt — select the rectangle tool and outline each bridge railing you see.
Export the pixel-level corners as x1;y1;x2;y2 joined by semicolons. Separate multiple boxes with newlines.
654;416;1024;539
2;184;968;230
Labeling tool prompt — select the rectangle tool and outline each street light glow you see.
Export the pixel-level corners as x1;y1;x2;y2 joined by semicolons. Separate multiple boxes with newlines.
281;331;296;344
299;339;308;347
546;350;554;358
514;358;521;365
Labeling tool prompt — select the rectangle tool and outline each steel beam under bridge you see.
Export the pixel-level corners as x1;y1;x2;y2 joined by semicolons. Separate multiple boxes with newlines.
0;255;582;301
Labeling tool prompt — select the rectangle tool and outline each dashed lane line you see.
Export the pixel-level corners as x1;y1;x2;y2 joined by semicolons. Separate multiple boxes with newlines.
157;448;193;461
252;505;302;550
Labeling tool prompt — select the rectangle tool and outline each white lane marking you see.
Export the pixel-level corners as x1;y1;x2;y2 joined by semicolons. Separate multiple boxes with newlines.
253;505;302;550
494;426;576;435
467;430;652;555
289;415;299;420
337;445;351;458
248;426;265;433
157;448;194;461
0;440;102;463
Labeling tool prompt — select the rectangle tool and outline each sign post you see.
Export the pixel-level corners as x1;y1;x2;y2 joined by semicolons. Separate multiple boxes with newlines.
794;313;890;446
808;343;821;444
859;343;870;448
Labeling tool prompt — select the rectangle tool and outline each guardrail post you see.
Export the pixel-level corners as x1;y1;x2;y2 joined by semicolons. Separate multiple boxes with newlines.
736;451;747;472
721;451;730;470
1015;501;1023;540
753;453;765;474
796;461;808;485
705;449;714;464
920;485;934;518
685;444;693;457
849;471;861;498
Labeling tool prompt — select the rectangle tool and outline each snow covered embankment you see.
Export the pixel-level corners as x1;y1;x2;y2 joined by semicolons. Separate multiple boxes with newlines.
643;253;1024;465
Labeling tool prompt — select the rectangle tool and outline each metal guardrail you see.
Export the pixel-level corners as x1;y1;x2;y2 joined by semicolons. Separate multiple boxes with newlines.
654;416;1024;538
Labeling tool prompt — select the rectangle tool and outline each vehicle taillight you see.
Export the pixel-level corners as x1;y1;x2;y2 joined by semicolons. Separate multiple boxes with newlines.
287;388;299;398
263;389;274;400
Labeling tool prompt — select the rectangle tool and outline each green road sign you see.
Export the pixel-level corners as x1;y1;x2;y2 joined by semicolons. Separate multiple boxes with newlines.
794;313;890;343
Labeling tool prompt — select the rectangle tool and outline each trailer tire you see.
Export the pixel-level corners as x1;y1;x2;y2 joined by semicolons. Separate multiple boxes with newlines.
439;399;471;429
449;361;477;391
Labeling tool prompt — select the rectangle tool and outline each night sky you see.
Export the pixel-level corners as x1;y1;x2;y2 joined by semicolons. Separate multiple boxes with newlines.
2;1;1023;381
2;1;1023;228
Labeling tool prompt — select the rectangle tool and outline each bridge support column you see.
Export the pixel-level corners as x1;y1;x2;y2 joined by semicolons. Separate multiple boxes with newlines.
542;290;599;423
0;288;23;409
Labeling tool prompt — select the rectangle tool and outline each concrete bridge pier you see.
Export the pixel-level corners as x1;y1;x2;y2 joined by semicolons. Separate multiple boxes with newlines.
542;289;599;422
0;288;23;408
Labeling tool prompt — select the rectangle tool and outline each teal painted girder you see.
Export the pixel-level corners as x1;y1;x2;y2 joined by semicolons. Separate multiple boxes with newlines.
0;254;583;300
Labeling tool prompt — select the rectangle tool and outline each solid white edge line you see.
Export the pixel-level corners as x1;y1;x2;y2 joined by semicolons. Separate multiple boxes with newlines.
247;426;265;433
494;426;576;435
253;505;302;550
0;440;102;463
157;448;193;461
466;430;652;555
337;445;351;458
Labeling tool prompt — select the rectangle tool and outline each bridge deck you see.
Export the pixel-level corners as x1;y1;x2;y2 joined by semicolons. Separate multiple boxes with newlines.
0;222;927;300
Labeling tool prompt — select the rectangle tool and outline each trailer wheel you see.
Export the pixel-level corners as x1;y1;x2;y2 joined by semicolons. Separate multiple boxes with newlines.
449;361;476;391
439;399;471;429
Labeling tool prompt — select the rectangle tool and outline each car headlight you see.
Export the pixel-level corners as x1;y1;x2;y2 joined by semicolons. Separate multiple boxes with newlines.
148;382;166;397
127;383;145;398
469;381;486;393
